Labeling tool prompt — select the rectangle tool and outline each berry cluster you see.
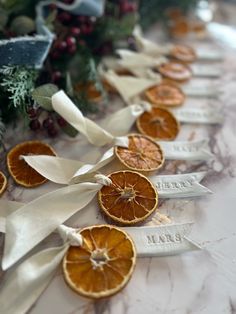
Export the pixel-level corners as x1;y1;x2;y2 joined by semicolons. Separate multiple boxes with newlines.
27;106;66;137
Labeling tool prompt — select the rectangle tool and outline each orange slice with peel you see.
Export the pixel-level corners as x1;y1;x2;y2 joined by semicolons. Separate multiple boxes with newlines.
169;18;190;38
74;82;102;103
145;82;185;107
0;171;7;196
63;224;136;299
170;44;197;63
137;107;179;141
7;141;56;187
115;134;164;172
158;61;192;82
98;170;158;225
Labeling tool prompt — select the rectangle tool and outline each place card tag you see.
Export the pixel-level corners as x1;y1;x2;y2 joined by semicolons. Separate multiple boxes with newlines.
191;64;221;78
150;172;211;198
123;223;200;257
196;48;223;61
159;139;213;161
182;84;219;98
172;107;223;124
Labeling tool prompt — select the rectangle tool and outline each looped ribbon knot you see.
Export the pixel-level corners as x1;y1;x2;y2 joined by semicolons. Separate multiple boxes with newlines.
57;225;83;247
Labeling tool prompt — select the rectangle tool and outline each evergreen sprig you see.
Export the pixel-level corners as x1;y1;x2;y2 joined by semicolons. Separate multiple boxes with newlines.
0;66;37;111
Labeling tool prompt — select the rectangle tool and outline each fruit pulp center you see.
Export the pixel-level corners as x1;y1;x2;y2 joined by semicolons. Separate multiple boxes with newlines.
120;187;135;200
150;117;164;125
91;248;108;268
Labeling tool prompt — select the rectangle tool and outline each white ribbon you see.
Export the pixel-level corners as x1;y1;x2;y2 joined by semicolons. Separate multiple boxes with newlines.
133;25;173;56
52;90;150;143
0;224;82;314
172;107;223;124
103;70;160;104
2;174;110;270
0;221;199;314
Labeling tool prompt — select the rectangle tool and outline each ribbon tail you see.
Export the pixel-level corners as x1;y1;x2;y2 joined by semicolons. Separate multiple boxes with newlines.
22;155;84;185
0;200;24;234
52;90;114;146
0;245;68;314
103;70;158;105
100;104;147;136
2;182;100;270
71;147;116;183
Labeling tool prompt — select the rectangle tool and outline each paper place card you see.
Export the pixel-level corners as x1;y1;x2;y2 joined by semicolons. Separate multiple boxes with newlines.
191;64;221;78
182;84;219;98
159;139;213;161
196;48;223;61
123;223;200;257
172;107;223;124
150;172;211;198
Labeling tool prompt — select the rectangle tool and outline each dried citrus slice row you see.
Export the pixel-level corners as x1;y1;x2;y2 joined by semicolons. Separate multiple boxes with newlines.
63;225;136;299
158;61;192;82
115;134;164;172
7;141;56;187
98;171;158;225
137;107;179;141
0;171;7;196
145;82;185;107
170;44;197;63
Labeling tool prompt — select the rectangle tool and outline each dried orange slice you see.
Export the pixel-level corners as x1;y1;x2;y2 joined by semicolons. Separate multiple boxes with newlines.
63;225;136;298
158;61;192;82
98;171;158;224
170;45;197;63
115;134;164;172
145;82;185;107
169;18;190;37
74;82;102;103
0;171;7;196
7;141;56;187
137;107;179;141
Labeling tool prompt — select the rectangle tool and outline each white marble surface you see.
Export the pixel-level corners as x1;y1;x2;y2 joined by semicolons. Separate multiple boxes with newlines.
1;12;236;314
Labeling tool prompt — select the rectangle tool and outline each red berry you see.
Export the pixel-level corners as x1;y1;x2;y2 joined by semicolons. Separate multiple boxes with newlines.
43;117;54;129
57;117;67;127
70;27;81;36
58;12;71;23
51;51;60;59
27;107;38;119
77;16;87;23
81;24;93;35
29;119;41;131
57;41;67;51
67;44;76;54
48;127;58;137
120;2;137;14
52;71;62;82
66;36;76;47
78;40;86;46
